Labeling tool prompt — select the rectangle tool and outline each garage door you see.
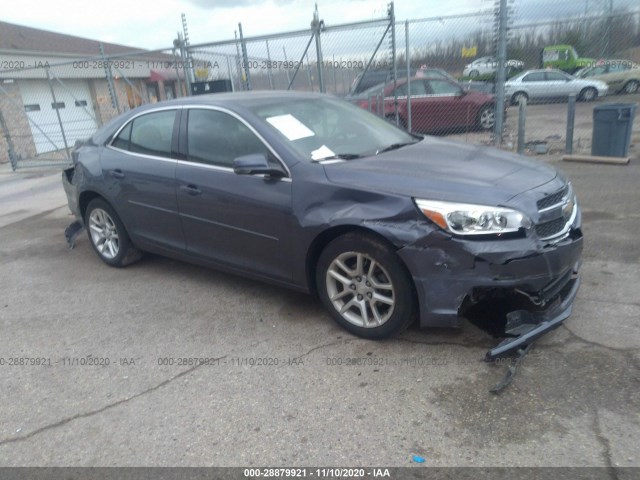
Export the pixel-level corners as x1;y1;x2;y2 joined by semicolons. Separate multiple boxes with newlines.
19;79;99;155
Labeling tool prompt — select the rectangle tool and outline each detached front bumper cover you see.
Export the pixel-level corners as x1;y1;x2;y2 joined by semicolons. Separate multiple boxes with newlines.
485;271;581;361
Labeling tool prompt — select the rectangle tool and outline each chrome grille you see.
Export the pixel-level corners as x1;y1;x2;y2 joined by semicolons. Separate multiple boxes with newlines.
535;217;567;239
537;185;569;211
534;184;576;243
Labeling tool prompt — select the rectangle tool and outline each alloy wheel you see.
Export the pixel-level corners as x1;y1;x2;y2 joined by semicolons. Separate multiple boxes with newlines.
325;251;395;328
479;107;495;130
88;208;120;260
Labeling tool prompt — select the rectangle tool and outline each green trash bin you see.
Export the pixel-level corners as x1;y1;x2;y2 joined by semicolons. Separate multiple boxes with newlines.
591;103;637;157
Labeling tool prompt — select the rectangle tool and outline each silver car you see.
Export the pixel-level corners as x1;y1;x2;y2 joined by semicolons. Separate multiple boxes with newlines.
575;60;640;95
463;57;524;78
504;69;609;105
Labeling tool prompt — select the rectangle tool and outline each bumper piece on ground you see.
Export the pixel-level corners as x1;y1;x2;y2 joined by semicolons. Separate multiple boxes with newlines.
490;343;533;394
65;220;84;249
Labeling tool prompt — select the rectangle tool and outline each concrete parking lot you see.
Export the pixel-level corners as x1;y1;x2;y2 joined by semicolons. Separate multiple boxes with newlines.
0;128;639;470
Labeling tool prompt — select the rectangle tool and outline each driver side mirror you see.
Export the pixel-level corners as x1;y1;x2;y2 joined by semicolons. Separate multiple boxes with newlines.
233;153;285;178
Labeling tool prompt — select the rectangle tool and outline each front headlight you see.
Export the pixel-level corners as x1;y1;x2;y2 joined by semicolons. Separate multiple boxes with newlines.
414;199;531;236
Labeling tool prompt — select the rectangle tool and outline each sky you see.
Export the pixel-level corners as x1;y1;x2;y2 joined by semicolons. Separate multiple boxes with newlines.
0;0;614;50
2;0;637;51
0;0;467;50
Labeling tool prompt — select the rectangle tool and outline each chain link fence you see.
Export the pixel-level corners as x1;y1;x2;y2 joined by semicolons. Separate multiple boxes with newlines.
2;0;640;169
0;46;186;169
507;1;640;155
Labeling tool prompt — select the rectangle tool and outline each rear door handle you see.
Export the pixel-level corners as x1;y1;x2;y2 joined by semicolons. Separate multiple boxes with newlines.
110;169;125;179
180;184;202;196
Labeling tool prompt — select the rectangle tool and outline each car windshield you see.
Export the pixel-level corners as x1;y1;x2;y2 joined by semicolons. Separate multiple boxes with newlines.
574;67;590;78
250;97;418;161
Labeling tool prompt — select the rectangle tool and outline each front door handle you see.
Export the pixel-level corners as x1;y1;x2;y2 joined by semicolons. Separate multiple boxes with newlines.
110;169;125;179
181;184;202;196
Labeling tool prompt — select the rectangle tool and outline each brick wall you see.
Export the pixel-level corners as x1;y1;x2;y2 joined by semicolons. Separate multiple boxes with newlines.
91;78;152;126
0;80;37;164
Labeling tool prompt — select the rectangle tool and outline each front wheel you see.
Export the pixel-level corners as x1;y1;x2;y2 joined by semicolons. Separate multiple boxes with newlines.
477;105;495;131
579;87;598;102
469;70;480;78
316;233;416;339
623;80;639;94
85;198;142;267
511;92;528;106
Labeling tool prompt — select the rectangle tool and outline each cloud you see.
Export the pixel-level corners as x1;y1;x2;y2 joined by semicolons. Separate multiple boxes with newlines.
186;0;294;9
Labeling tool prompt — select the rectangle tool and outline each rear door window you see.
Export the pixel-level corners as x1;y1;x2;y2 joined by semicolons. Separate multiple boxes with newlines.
523;72;546;82
111;110;176;158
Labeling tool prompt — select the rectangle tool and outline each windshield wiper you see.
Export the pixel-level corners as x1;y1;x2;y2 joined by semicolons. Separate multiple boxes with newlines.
312;153;363;162
376;141;419;154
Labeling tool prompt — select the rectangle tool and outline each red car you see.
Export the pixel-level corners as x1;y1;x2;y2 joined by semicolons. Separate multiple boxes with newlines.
353;76;497;133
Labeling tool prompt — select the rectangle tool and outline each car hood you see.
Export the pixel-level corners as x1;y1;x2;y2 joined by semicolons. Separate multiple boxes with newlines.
322;137;558;207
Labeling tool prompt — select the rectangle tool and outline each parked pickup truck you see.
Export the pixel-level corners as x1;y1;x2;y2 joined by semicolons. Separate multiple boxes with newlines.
542;45;593;74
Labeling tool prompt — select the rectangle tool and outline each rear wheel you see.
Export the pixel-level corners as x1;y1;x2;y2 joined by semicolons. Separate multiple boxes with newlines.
511;91;528;106
623;80;639;94
316;233;416;339
85;198;142;267
477;105;495;131
579;87;598;102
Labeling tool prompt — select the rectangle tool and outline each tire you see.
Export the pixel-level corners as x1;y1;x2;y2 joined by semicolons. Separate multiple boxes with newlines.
477;105;495;131
469;70;480;78
579;87;598;102
623;80;639;94
511;92;528;106
316;233;416;339
84;198;142;267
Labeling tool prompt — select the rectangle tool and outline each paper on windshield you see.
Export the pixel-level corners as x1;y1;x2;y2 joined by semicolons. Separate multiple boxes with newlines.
266;114;315;141
311;145;335;161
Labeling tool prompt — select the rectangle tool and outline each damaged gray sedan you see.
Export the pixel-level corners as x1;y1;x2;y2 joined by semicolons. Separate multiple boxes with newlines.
62;92;582;358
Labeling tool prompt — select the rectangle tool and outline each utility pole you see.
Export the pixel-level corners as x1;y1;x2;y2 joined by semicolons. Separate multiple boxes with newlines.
312;3;325;93
493;0;508;146
388;2;398;125
238;23;252;90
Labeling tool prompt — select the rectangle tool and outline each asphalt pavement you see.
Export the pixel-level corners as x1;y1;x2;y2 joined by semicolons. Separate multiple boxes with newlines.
0;149;638;470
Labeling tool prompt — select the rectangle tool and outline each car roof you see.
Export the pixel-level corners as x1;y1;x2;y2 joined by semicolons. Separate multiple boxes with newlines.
518;69;567;74
90;90;335;145
143;90;330;109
